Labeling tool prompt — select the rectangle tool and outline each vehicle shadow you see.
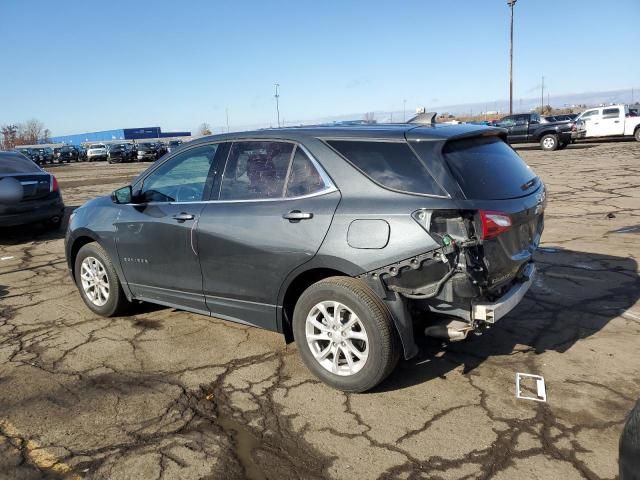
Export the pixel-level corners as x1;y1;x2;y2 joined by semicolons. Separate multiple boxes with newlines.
376;248;640;392
0;205;78;246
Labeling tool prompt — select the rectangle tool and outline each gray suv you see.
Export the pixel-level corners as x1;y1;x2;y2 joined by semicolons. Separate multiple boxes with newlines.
65;124;545;392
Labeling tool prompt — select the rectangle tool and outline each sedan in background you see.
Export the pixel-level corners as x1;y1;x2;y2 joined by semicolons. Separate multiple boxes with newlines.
0;151;65;229
15;148;42;165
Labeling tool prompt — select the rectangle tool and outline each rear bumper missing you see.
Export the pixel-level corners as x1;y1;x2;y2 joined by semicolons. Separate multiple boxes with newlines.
472;263;535;323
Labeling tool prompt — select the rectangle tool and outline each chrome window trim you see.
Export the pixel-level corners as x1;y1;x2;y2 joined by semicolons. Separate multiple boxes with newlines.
133;185;338;206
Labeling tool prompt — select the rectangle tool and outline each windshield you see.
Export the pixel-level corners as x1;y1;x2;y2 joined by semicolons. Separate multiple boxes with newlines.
89;144;105;149
444;136;540;200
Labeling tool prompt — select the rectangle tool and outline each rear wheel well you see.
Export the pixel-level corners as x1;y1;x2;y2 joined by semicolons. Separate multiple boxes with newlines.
281;268;349;343
69;236;96;280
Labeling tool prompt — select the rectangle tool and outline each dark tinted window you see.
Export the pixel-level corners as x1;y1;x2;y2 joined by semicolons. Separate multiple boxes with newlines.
444;137;538;200
602;108;620;119
0;153;40;173
286;148;327;197
220;141;294;200
327;140;446;196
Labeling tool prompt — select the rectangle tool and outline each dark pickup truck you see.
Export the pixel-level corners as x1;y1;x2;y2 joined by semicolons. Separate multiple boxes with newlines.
497;113;574;151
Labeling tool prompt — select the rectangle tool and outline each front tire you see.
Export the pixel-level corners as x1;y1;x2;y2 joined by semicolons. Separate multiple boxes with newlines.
540;134;558;151
74;243;129;317
293;276;400;392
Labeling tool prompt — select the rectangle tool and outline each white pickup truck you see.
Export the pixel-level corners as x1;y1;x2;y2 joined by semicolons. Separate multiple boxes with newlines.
575;104;640;141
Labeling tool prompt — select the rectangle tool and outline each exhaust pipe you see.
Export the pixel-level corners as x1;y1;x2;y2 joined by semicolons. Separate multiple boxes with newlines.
424;320;474;342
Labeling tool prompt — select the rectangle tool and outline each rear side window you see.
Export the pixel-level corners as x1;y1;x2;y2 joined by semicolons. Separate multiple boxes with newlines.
326;140;446;196
285;148;327;197
444;137;539;200
602;108;620;119
0;153;40;173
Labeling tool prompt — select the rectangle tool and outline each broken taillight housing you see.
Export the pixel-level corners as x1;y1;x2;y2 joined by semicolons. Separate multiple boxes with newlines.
479;210;512;239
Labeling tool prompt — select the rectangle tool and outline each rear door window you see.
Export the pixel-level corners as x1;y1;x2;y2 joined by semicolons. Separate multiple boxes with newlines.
0;153;40;173
443;136;539;200
285;147;327;197
326;140;446;196
602;108;620;119
220;141;294;200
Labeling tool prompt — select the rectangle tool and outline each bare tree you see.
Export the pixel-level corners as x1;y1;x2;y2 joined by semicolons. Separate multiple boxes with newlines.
1;124;19;149
22;118;45;144
198;123;212;136
43;128;52;143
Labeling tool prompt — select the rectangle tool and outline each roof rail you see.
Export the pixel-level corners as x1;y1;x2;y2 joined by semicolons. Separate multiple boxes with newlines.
407;111;437;125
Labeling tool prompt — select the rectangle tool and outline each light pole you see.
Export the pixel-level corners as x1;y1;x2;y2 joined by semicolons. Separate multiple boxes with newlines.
274;83;281;128
403;99;407;122
508;0;517;115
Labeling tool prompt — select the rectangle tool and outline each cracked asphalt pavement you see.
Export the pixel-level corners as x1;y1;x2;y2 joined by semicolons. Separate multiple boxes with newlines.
1;139;639;479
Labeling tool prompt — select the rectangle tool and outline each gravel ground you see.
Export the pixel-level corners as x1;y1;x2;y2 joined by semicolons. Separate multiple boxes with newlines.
1;139;639;480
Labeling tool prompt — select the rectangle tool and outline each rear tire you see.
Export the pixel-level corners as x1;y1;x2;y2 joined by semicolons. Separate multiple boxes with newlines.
74;243;129;317
293;276;401;392
635;128;640;142
540;134;558;151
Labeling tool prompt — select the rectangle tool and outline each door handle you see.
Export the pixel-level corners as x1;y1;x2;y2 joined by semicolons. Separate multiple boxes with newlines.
283;210;313;222
173;212;195;221
614;120;620;123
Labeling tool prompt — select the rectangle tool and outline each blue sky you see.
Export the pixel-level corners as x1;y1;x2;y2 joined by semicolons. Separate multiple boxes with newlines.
1;0;638;135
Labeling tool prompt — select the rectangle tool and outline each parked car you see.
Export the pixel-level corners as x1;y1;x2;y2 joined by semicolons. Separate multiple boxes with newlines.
544;114;578;123
76;145;88;161
107;144;132;164
56;145;79;163
497;113;575;151
155;142;168;158
574;104;640;141
66;124;545;392
15;148;42;165
0;151;64;229
135;142;159;161
87;143;108;161
167;140;183;153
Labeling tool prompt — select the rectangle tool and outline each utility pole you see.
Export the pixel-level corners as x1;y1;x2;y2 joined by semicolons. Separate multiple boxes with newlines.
403;99;407;122
541;75;545;113
508;0;517;115
274;83;281;128
225;108;230;133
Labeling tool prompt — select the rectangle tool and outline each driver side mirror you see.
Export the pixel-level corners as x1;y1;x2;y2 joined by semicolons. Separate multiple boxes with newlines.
111;185;133;204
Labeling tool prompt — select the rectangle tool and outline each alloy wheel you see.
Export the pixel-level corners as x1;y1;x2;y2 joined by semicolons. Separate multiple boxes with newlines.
80;256;110;307
305;301;369;376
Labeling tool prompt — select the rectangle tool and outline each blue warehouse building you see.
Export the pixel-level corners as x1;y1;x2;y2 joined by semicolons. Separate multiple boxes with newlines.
50;127;191;145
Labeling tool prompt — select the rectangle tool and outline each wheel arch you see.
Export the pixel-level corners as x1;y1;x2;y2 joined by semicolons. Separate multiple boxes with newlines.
67;232;99;280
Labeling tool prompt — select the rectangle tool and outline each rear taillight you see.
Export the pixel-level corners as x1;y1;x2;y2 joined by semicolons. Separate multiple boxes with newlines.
479;210;512;239
50;175;59;192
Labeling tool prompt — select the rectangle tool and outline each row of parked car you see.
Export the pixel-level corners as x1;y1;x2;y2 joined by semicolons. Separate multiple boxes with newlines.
470;104;640;152
14;140;184;166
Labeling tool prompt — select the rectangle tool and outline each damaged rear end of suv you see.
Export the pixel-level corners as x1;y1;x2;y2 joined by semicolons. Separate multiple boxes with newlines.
297;122;545;391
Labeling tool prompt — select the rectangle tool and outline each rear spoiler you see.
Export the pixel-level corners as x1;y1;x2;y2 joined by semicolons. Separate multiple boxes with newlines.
407;111;437;125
